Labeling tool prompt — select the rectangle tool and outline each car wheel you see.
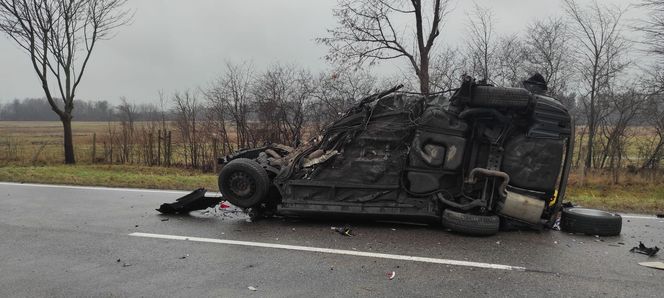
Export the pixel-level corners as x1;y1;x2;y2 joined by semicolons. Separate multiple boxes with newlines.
560;207;622;236
218;158;270;208
442;209;500;236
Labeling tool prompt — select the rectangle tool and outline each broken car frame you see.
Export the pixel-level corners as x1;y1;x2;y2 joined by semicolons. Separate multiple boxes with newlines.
160;75;622;236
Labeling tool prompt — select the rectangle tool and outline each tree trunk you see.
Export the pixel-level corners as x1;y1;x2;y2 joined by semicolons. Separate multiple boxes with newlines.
61;115;76;164
584;126;594;168
419;61;430;95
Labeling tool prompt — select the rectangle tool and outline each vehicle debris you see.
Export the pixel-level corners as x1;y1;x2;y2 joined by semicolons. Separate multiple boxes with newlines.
332;226;353;237
630;242;660;257
657;214;664;218
156;188;221;214
639;262;664;270
562;202;576;208
247;286;257;291
155;75;621;236
551;217;561;231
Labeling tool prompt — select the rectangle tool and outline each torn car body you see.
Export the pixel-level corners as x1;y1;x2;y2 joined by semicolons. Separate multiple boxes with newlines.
217;76;574;234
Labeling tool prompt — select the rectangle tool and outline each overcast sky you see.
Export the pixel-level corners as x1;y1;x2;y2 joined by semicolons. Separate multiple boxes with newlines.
0;0;642;104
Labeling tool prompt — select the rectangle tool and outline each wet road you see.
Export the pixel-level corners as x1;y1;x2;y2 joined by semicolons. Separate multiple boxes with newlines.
0;182;663;297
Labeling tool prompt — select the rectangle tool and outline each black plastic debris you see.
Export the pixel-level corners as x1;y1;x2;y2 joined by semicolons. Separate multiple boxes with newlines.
630;242;660;257
332;226;353;237
156;188;222;214
657;214;664;218
551;217;561;231
562;201;575;208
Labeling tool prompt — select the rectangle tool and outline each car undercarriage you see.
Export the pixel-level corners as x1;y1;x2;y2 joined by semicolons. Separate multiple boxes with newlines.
209;75;577;235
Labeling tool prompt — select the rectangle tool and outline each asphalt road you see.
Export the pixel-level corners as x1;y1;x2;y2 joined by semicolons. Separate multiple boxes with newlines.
0;182;663;297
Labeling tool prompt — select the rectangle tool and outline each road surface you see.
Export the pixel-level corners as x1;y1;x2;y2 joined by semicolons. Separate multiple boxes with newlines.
0;182;662;297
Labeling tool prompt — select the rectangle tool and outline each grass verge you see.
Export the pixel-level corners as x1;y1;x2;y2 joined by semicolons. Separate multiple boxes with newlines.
0;165;662;214
0;164;217;191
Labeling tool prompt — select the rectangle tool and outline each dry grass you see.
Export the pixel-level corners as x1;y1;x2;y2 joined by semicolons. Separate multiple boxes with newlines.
566;170;664;214
0;164;218;191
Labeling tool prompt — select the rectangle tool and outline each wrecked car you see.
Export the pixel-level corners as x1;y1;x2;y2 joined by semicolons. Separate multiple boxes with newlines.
164;75;622;236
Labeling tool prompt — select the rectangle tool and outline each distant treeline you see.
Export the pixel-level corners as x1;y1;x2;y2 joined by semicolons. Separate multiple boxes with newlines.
0;98;166;121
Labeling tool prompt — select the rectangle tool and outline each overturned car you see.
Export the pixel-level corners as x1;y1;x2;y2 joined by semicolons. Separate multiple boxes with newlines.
163;75;622;236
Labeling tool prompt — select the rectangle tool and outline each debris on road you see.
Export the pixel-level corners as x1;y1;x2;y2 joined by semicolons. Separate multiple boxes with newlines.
656;214;664;218
387;271;396;280
630;242;660;257
179;254;189;259
220;202;231;209
639;262;664;270
331;226;353;237
551;217;561;231
248;286;257;291
156;188;222;214
160;218;169;222
562;202;576;208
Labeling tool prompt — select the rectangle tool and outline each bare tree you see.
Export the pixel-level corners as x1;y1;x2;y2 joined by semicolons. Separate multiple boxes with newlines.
116;97;135;163
523;18;573;96
0;0;131;164
596;86;646;183
638;0;664;58
253;64;314;147
430;47;467;92
311;68;376;128
318;0;452;95
204;62;254;150
465;2;496;82
493;34;527;87
563;0;630;172
172;90;200;167
639;94;664;170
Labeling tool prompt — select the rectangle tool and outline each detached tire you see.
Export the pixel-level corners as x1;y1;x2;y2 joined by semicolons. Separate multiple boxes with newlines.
442;209;500;236
560;208;622;236
218;158;270;208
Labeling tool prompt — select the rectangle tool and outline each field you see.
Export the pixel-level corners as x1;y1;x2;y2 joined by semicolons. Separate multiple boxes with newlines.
0;121;111;164
1;121;663;214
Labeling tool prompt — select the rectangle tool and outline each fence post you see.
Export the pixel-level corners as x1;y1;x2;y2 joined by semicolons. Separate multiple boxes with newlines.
148;132;154;166
91;133;96;164
166;130;172;167
213;138;218;173
157;130;162;166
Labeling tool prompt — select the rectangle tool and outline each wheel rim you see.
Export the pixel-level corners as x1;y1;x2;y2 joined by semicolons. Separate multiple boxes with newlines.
227;171;256;199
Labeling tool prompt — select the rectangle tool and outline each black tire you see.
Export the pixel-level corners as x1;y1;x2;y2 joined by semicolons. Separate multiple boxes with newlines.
560;208;622;236
442;209;500;236
218;158;270;208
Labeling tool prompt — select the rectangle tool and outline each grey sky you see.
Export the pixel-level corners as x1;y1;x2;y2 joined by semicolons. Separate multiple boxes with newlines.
0;0;641;104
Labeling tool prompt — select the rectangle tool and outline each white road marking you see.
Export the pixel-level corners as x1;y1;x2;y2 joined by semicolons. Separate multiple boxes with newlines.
0;182;221;196
622;215;661;220
129;232;526;271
